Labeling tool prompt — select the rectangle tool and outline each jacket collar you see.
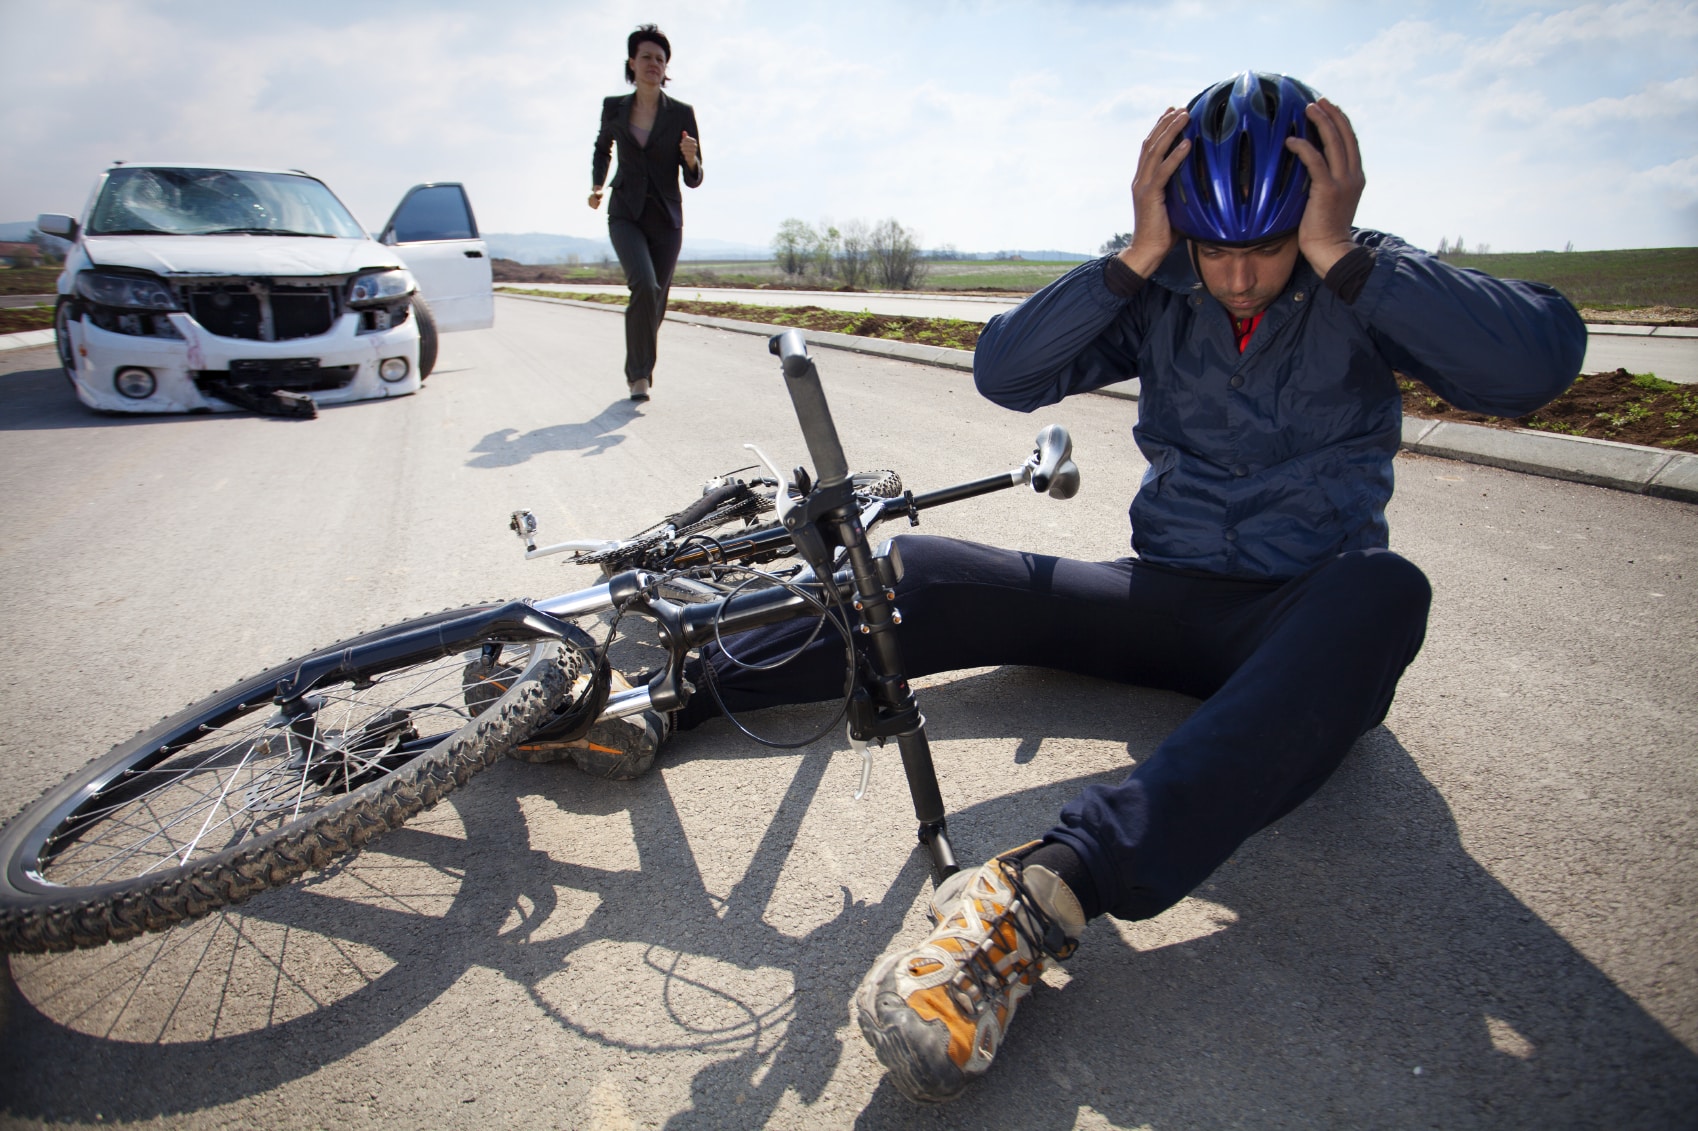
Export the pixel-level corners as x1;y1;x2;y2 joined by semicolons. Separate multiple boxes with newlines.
1153;240;1322;361
619;89;670;136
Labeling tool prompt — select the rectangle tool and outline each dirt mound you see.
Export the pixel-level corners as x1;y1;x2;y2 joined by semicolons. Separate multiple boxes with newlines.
1576;306;1698;327
1402;368;1697;453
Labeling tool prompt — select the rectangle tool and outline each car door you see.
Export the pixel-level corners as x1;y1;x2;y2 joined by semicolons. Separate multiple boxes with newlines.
381;182;494;332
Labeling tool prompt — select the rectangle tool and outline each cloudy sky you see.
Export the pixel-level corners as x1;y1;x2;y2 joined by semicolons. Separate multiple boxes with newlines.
2;0;1694;254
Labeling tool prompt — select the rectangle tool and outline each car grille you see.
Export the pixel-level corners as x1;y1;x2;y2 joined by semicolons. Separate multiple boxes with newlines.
182;283;338;341
194;358;358;395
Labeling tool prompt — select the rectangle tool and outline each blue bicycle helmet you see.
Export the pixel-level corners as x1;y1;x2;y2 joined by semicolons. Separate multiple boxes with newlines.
1166;71;1320;246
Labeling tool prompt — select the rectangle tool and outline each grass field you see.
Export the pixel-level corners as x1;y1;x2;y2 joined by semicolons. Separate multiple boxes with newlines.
1442;247;1697;309
0;266;60;295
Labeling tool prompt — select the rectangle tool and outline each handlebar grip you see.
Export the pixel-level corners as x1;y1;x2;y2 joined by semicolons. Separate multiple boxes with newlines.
769;330;850;487
1030;424;1079;498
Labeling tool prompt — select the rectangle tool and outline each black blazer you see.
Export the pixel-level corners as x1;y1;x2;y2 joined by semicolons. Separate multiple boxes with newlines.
592;92;703;228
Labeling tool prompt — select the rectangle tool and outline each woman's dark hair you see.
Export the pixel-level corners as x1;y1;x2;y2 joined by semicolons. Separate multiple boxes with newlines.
624;24;671;85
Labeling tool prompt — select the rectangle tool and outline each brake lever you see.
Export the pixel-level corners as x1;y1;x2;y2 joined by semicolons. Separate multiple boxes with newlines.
847;725;874;800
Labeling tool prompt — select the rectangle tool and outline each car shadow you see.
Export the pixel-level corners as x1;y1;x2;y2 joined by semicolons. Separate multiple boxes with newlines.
465;398;643;468
0;363;407;429
0;670;1692;1127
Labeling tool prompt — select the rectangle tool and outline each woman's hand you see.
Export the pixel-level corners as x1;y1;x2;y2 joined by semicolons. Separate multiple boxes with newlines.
1285;98;1364;276
1120;107;1191;278
680;130;700;171
587;189;603;210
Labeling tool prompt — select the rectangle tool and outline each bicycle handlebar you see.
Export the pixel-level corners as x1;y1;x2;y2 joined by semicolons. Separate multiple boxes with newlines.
770;331;850;488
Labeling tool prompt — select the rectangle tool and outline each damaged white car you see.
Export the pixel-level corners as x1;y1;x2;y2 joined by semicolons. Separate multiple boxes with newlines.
39;164;493;417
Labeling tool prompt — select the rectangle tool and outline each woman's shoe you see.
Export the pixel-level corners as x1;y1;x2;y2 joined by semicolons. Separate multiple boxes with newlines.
628;378;651;401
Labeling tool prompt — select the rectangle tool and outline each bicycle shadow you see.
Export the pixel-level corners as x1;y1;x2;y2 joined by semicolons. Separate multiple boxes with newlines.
465;398;642;468
1;669;1692;1127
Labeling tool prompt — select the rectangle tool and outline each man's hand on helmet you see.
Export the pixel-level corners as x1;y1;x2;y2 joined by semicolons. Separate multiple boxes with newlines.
1120;107;1192;279
1286;98;1365;277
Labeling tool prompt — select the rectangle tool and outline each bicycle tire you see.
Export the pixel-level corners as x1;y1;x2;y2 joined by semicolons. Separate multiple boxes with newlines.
0;603;579;954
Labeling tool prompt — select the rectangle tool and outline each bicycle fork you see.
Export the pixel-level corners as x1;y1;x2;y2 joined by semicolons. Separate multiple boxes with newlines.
770;329;960;881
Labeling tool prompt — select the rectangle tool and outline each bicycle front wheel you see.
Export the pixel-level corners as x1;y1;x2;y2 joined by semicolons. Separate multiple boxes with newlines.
0;602;579;954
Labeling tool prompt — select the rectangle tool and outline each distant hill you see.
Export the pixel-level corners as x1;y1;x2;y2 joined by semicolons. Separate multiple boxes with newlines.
956;250;1091;262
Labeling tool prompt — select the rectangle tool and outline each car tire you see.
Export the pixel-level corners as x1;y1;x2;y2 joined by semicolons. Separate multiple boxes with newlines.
53;297;78;391
412;296;438;380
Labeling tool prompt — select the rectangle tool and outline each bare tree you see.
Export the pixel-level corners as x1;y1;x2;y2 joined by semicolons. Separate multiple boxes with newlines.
772;218;815;276
836;219;870;288
869;217;928;290
814;223;840;279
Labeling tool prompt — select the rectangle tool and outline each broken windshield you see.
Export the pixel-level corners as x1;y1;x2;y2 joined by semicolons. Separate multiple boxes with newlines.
87;168;367;238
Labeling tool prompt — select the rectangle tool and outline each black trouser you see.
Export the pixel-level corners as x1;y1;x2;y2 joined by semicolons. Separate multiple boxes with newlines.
608;203;683;385
676;535;1432;923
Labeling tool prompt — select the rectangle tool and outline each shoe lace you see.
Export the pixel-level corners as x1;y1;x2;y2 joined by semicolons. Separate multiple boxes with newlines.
943;859;1078;1013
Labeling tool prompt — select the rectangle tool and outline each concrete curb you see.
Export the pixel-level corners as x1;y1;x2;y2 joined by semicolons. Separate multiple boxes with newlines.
0;329;55;353
1585;322;1698;339
503;292;1698;504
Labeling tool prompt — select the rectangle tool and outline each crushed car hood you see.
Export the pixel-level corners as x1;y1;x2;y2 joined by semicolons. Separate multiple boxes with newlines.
83;234;404;278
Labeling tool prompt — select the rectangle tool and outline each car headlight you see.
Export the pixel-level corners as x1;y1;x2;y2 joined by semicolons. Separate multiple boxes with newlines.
75;271;179;311
348;269;416;307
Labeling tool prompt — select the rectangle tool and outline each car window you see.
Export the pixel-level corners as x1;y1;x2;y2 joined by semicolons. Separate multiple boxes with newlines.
386;185;477;242
86;168;367;238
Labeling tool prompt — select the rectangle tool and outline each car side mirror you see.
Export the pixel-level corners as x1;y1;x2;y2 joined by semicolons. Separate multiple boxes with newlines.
37;213;78;241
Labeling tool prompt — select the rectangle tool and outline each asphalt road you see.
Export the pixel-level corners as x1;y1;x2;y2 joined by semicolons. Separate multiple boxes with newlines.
518;283;1698;384
0;299;1694;1129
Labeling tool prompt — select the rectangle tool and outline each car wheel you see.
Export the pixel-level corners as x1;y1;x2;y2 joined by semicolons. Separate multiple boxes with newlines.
412;296;438;380
53;298;78;390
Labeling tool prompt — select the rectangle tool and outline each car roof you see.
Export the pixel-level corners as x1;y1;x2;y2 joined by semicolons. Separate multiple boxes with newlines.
106;163;322;180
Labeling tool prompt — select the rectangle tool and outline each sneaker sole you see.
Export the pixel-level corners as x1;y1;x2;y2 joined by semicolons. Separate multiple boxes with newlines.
853;950;970;1105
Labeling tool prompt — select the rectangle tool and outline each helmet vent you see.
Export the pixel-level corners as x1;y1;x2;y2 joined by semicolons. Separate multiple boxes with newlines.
1203;87;1236;141
1235;135;1253;204
1275;123;1302;196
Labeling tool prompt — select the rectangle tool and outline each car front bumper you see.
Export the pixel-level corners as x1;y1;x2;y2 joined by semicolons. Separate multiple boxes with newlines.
63;309;421;414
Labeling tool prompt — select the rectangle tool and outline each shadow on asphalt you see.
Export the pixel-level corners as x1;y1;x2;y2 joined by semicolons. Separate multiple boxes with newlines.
0;364;408;429
2;669;1693;1128
465;398;643;467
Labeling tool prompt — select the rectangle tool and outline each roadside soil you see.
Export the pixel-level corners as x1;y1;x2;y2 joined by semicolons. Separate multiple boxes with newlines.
1577;306;1698;327
1400;368;1698;453
670;299;982;350
0;305;52;334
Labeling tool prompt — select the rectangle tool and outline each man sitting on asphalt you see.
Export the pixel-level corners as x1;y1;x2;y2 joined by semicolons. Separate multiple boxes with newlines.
579;71;1587;1104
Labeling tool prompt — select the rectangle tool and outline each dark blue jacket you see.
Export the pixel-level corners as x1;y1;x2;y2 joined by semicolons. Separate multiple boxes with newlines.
973;231;1586;579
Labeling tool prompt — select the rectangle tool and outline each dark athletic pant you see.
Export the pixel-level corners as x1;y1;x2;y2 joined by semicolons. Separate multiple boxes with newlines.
608;205;683;385
675;534;1432;923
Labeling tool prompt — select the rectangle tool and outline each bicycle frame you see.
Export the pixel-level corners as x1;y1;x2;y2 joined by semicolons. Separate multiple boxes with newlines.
508;331;1080;881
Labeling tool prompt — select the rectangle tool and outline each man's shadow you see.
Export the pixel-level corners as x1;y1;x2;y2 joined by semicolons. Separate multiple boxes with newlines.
466;398;642;468
0;669;1692;1128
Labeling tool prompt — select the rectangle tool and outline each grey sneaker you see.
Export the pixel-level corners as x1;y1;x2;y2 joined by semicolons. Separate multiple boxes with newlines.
511;670;668;780
562;707;668;780
853;843;1085;1104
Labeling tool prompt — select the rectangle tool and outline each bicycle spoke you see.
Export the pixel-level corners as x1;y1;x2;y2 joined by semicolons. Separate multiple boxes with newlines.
30;650;498;890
